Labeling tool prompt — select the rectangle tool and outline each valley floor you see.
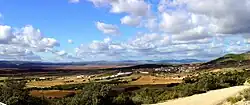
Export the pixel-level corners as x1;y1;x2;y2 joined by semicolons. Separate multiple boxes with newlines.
151;86;249;105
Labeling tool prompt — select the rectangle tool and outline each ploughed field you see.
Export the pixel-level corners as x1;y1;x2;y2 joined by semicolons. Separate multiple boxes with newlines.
130;75;182;85
30;90;78;98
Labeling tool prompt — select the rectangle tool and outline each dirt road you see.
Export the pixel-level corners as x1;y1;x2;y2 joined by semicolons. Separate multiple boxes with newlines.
151;86;249;105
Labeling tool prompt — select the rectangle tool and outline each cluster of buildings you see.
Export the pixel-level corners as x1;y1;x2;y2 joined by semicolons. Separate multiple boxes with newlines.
97;72;133;80
154;64;200;73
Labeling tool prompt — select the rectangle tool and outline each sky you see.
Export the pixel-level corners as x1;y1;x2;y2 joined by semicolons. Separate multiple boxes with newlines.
0;0;250;62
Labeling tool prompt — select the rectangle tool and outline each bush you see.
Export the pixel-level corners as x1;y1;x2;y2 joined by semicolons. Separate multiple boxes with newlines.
227;96;243;104
0;80;49;105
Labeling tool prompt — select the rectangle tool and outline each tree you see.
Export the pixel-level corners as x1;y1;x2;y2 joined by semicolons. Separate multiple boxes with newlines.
66;83;114;105
113;93;135;105
0;80;49;105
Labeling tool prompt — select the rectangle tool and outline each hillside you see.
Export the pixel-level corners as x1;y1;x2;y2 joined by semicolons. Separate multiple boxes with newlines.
209;52;250;64
202;52;250;69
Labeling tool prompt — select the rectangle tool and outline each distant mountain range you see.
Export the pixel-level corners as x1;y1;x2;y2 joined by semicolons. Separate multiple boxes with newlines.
109;59;204;65
0;59;204;68
2;51;250;70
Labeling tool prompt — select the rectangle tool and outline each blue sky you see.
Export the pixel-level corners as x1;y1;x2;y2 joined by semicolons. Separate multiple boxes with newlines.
0;0;250;62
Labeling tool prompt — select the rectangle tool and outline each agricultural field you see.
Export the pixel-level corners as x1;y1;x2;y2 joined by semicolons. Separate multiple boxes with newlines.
26;75;91;88
25;73;184;88
30;90;77;98
129;75;182;85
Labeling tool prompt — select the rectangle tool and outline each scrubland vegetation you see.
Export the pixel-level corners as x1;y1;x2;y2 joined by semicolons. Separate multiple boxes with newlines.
1;70;250;105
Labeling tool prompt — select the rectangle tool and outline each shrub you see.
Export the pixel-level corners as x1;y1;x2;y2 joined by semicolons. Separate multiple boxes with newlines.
227;96;243;104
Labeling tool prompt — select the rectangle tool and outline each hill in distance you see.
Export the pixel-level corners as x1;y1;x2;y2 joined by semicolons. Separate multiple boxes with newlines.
201;51;250;70
208;52;250;64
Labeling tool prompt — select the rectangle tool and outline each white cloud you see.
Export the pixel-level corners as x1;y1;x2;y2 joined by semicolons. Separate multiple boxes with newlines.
172;26;212;42
76;37;127;60
69;0;80;3
143;16;158;31
120;15;141;26
96;22;120;35
0;25;14;44
4;0;250;61
159;11;192;34
0;44;42;61
0;25;60;61
89;0;150;16
56;50;67;56
128;33;164;51
170;0;250;35
110;0;150;16
68;39;73;44
89;0;151;29
11;25;59;51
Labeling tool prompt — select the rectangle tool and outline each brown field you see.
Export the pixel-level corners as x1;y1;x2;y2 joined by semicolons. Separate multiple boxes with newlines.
30;90;77;98
26;75;88;88
130;75;182;85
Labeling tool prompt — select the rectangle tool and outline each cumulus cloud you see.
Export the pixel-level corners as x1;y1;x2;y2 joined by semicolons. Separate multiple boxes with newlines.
75;38;127;60
0;25;60;61
120;15;141;26
96;22;120;35
160;11;192;34
109;0;150;16
4;0;250;61
0;25;14;44
75;32;250;61
0;44;42;61
168;0;250;35
89;0;150;16
89;0;151;29
172;26;212;42
11;25;60;51
65;0;250;61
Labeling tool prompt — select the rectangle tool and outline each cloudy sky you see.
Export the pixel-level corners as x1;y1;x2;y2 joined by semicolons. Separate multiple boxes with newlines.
0;0;250;62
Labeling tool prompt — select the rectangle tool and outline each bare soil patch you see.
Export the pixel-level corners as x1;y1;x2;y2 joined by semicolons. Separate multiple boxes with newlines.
130;75;182;85
30;90;77;98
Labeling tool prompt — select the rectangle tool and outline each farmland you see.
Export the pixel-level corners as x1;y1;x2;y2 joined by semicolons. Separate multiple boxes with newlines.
30;90;77;98
2;52;250;104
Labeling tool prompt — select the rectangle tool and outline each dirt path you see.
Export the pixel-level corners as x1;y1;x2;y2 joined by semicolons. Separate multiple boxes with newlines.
151;86;249;105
